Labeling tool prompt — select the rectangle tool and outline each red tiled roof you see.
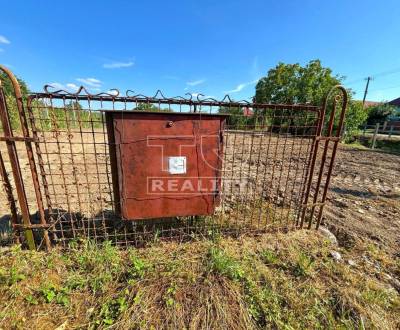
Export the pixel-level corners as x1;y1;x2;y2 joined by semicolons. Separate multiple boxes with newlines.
242;107;254;117
363;100;382;108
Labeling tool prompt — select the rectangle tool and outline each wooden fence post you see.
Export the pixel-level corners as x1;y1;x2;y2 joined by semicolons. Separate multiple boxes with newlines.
371;123;379;149
388;125;393;139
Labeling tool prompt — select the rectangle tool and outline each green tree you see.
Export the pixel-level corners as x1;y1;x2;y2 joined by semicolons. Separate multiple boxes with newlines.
218;106;247;129
254;60;367;138
366;103;395;124
0;71;30;130
0;71;29;98
343;101;368;140
135;102;171;112
255;60;342;105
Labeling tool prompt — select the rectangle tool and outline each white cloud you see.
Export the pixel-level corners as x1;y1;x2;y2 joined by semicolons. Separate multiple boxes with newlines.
66;83;80;92
224;79;258;94
0;35;10;44
107;89;119;96
76;77;102;88
186;79;205;86
48;82;79;92
103;61;134;69
49;77;104;93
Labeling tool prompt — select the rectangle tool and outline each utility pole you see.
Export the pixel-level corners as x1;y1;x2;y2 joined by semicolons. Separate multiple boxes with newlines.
362;76;372;108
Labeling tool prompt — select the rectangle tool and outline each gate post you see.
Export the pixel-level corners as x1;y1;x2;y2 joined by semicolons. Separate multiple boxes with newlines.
0;149;20;243
371;123;379;149
0;65;51;249
0;82;35;249
313;87;347;229
299;86;348;229
298;96;327;228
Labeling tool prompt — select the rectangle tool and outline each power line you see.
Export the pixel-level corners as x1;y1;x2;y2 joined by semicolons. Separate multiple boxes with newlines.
344;66;400;86
368;83;400;92
344;78;367;86
371;67;400;79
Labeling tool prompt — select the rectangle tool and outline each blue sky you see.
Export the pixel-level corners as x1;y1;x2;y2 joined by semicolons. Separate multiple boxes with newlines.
1;0;399;103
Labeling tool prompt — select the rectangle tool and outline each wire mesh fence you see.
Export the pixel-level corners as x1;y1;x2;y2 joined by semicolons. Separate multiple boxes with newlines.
0;68;348;249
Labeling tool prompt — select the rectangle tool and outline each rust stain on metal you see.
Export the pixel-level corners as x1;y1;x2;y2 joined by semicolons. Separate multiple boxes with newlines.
106;111;227;220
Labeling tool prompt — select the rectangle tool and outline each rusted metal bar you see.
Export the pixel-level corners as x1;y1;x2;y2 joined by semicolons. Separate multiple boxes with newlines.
31;88;321;111
26;98;53;216
0;83;35;249
0;65;50;249
307;95;339;229
13;223;52;229
105;113;121;216
298;105;327;228
295;110;321;225
299;85;348;229
315;86;348;229
0;136;37;142
0;149;20;243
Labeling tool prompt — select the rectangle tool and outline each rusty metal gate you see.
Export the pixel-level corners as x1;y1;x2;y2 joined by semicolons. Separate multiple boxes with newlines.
0;65;347;249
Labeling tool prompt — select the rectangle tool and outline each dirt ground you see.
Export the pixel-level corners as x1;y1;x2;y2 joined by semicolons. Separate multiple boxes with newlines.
0;133;399;256
324;145;400;254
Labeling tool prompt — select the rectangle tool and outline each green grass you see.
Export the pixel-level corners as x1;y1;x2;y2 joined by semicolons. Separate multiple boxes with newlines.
0;231;399;329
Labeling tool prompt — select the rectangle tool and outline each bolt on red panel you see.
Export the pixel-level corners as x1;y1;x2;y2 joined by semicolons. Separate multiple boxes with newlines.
106;111;227;220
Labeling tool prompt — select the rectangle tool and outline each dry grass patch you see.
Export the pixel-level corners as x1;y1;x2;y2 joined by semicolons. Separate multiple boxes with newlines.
0;230;399;329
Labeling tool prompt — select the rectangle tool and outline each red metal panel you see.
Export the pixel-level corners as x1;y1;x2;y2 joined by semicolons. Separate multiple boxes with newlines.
107;112;226;220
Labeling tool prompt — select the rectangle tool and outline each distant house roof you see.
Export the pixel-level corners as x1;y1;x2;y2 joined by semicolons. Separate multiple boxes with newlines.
362;100;381;108
242;107;254;117
388;97;400;107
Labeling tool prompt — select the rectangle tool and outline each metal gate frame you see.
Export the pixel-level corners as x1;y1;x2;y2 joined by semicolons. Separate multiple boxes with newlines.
0;65;347;250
